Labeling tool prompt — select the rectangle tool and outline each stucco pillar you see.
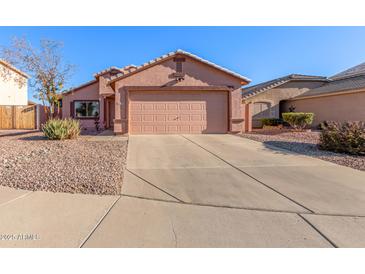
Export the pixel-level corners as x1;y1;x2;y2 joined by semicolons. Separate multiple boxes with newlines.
99;95;105;130
114;88;122;134
241;103;246;132
244;103;253;132
229;88;247;133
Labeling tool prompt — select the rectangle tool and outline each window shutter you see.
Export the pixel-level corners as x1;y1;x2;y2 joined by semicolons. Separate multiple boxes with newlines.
70;101;74;118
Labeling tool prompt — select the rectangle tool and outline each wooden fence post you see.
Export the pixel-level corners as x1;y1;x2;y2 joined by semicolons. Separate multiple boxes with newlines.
36;104;40;130
12;106;15;129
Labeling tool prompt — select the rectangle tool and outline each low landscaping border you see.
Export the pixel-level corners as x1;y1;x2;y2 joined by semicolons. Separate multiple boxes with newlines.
239;129;365;171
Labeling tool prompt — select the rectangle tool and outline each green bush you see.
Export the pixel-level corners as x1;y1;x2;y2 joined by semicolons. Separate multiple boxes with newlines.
42;118;81;140
318;120;332;130
282;112;314;130
319;121;365;155
260;118;283;127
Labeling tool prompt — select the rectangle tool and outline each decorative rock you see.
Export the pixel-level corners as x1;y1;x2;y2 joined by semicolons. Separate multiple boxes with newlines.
0;132;128;195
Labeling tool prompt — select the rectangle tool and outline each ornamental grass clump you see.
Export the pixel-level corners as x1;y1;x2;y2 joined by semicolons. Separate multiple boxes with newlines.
42;118;80;140
319;121;365;156
282;112;314;130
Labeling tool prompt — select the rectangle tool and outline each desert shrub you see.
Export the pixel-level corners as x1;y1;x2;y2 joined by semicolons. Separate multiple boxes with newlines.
64;119;81;139
318;120;332;130
260;118;283;127
42;118;80;140
319;121;365;155
282;112;314;130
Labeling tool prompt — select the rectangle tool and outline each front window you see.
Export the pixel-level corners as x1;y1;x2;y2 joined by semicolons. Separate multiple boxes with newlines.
74;101;100;118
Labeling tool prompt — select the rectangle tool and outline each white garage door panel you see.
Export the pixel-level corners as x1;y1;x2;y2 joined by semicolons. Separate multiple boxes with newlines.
129;91;228;134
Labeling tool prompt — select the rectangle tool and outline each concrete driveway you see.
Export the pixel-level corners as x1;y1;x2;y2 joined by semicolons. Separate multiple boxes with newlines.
84;134;365;247
1;134;365;247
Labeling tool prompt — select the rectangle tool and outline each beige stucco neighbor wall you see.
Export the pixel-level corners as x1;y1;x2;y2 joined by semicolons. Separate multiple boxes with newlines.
282;90;365;127
113;56;246;134
62;82;100;130
243;81;325;127
0;63;28;106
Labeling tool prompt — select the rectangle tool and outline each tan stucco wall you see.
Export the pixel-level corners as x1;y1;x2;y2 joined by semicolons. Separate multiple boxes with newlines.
114;56;245;134
0;63;28;106
243;81;325;127
62;82;100;130
282;90;365;126
99;73;115;95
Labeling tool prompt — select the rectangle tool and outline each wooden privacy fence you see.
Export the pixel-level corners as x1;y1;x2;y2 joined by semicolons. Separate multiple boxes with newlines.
0;105;37;129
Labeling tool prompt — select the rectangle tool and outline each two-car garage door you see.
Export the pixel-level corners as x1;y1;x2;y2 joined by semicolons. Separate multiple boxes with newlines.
129;90;228;134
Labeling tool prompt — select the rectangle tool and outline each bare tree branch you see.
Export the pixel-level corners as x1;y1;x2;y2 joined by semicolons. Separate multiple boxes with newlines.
0;37;75;117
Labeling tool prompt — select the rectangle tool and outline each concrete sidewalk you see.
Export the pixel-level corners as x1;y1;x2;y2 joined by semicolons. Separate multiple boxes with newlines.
0;186;118;247
83;196;331;248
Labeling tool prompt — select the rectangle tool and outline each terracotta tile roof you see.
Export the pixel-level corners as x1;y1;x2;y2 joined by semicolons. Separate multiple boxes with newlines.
108;49;251;84
93;66;121;78
0;59;29;78
242;74;327;99
93;64;137;78
296;74;365;98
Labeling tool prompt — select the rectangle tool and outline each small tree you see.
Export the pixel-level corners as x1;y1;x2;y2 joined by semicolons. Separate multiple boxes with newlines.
0;37;74;118
282;112;314;130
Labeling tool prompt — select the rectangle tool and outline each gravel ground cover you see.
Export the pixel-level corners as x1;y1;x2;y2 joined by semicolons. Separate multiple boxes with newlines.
0;131;128;195
239;128;365;171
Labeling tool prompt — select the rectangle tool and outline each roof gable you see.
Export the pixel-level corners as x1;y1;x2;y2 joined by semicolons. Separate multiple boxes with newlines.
108;49;251;85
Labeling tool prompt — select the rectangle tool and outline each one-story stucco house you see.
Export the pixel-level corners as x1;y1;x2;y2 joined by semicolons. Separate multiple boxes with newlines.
242;62;365;127
62;49;252;134
242;74;328;127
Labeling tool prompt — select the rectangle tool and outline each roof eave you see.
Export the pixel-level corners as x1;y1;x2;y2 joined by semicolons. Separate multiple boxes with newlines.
289;87;365;100
62;79;98;96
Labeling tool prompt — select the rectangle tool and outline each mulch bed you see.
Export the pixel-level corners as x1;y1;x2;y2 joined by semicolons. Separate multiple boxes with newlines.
239;128;365;171
0;131;128;195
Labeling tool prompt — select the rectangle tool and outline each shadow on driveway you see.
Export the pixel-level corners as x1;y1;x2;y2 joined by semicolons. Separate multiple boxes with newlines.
262;140;321;157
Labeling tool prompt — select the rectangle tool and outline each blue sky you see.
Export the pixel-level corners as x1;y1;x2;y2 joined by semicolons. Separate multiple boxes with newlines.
1;27;365;100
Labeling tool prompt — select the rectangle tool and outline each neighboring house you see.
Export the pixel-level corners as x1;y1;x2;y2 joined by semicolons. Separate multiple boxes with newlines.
0;59;28;106
61;49;251;134
282;63;365;126
243;61;365;127
242;74;327;127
